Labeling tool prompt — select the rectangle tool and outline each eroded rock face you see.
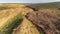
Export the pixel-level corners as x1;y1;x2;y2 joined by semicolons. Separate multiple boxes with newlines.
25;10;60;34
26;6;39;11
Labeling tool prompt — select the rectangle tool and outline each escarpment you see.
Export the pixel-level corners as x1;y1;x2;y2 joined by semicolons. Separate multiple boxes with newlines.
25;9;60;34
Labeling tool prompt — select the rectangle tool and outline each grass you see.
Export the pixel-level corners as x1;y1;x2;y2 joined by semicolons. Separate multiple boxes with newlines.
0;13;23;34
0;3;60;34
13;18;41;34
0;4;25;34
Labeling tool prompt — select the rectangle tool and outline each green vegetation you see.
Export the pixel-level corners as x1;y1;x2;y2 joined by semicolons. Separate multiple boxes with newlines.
0;13;23;34
12;18;41;34
0;2;60;34
0;4;24;34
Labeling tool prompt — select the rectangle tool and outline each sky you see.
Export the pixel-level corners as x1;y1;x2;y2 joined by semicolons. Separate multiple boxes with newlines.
0;0;60;3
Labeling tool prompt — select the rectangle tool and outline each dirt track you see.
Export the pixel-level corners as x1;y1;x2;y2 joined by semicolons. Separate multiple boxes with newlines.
12;17;40;34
